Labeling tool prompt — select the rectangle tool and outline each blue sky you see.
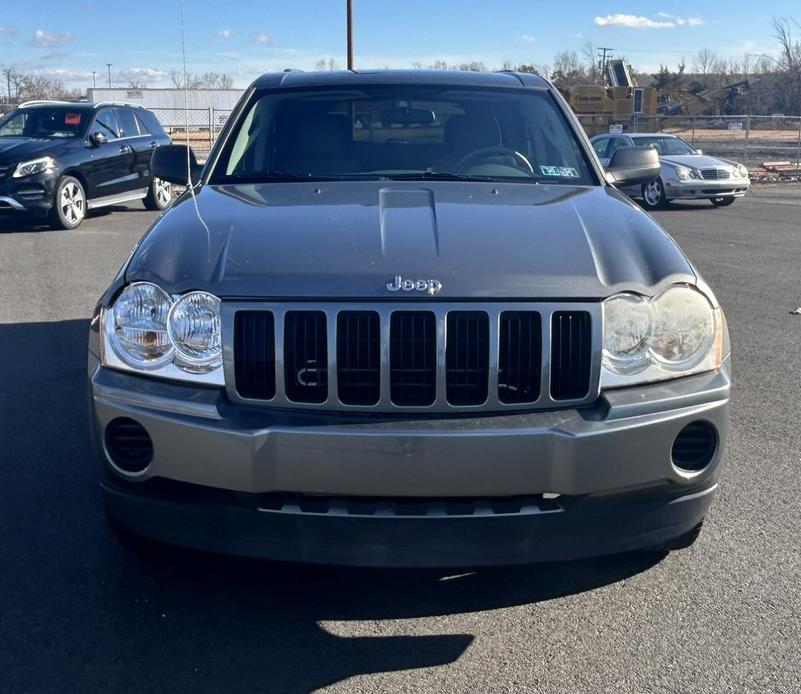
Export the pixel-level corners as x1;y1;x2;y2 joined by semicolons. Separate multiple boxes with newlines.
0;0;797;89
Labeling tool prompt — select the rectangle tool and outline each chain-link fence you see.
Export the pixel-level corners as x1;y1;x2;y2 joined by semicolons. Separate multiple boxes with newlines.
578;114;801;172
148;107;232;159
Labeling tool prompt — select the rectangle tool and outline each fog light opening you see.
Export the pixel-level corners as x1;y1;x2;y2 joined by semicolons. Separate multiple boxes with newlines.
672;421;717;472
105;417;153;474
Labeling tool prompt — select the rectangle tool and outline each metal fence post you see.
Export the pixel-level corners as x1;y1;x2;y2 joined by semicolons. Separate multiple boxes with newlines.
691;117;696;146
208;107;214;150
742;115;751;168
796;117;801;171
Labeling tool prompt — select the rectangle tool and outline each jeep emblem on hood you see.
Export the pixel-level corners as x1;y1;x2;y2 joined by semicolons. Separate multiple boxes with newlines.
386;276;443;296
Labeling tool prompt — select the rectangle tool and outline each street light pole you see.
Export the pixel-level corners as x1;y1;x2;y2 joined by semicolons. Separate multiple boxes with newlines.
346;0;354;70
92;71;97;90
106;63;112;88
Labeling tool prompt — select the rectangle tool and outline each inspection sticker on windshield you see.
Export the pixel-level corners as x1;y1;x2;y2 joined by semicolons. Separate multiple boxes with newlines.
64;113;82;125
540;165;579;178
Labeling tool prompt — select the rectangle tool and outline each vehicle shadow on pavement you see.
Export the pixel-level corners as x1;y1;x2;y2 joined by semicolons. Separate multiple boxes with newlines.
0;319;662;694
0;207;137;233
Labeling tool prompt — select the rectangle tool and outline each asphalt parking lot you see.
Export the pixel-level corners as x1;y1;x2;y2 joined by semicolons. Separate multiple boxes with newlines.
1;185;800;694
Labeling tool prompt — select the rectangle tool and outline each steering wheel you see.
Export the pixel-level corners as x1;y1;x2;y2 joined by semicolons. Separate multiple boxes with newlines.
454;146;535;174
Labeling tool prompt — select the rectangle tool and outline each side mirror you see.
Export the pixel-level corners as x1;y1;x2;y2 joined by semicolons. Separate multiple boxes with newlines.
89;131;108;147
694;148;703;155
151;144;203;185
605;146;660;188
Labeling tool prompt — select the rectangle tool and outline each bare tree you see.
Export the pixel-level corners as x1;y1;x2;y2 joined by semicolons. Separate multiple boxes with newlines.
170;70;235;89
2;67;28;103
772;17;801;114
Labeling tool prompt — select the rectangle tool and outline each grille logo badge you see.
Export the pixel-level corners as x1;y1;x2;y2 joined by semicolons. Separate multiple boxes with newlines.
386;275;443;296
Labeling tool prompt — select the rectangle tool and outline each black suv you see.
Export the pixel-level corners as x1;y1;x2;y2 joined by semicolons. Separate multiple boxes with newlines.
0;101;172;229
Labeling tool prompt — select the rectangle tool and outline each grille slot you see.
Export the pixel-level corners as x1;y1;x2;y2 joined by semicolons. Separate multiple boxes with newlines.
446;311;489;405
337;311;381;406
498;311;542;404
672;421;717;471
284;311;328;403
390;311;436;406
701;168;730;180
551;311;592;400
234;311;276;400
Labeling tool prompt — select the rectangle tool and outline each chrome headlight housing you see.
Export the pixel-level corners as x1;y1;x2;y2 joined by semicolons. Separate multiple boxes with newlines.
674;166;691;181
101;283;224;384
601;285;724;388
13;156;56;178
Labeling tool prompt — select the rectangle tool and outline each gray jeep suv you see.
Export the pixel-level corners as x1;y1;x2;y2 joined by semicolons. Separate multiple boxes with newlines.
88;70;730;567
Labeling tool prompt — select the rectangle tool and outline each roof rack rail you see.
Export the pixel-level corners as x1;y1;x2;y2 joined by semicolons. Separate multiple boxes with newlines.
92;101;145;109
18;99;76;108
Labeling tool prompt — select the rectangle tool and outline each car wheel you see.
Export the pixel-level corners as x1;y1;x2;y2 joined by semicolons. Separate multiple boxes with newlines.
647;520;704;554
710;196;736;207
641;177;668;210
143;176;173;211
49;175;86;230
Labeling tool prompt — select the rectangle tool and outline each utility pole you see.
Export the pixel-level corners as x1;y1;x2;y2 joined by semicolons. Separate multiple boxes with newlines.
597;47;613;81
106;63;112;88
91;71;97;90
346;0;354;70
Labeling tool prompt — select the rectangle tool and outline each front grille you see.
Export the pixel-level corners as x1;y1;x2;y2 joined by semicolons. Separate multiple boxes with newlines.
231;303;598;412
701;168;730;180
390;311;437;406
550;311;592;400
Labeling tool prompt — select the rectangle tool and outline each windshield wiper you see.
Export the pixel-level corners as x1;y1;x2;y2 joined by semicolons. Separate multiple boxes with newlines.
218;172;348;183
378;171;478;182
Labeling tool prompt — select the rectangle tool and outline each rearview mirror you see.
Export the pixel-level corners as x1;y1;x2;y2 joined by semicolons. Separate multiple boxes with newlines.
605;146;660;188
380;107;436;126
89;132;107;147
151;144;203;185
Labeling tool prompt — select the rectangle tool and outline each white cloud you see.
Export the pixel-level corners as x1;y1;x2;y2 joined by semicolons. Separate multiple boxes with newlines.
594;14;674;29
520;34;536;44
118;67;166;84
0;26;17;37
594;13;705;29
32;29;73;47
217;29;234;39
254;32;275;46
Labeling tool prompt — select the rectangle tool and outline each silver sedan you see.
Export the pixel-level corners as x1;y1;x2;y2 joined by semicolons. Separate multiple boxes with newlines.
591;132;750;210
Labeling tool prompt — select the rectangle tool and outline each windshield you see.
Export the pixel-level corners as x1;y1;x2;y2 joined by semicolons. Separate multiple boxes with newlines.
212;85;596;185
632;136;696;156
0;107;87;138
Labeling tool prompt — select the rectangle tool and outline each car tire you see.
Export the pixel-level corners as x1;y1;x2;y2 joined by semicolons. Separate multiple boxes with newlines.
710;196;736;207
48;175;86;230
641;177;668;210
647;520;704;554
143;176;172;211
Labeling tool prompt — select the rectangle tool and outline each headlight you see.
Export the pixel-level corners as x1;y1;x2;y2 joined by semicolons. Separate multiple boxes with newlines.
648;286;714;370
101;283;224;384
675;166;690;180
601;285;724;388
602;293;651;373
107;282;173;368
13;156;56;178
737;164;748;178
167;291;222;372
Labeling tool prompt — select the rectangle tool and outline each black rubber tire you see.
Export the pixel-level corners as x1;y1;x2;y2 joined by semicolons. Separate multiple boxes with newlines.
143;176;172;211
647;520;704;554
48;175;86;230
710;196;736;207
640;177;668;210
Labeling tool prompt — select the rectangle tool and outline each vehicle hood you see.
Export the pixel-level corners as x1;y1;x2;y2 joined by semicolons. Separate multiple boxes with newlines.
124;181;695;300
0;137;64;162
661;154;736;169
